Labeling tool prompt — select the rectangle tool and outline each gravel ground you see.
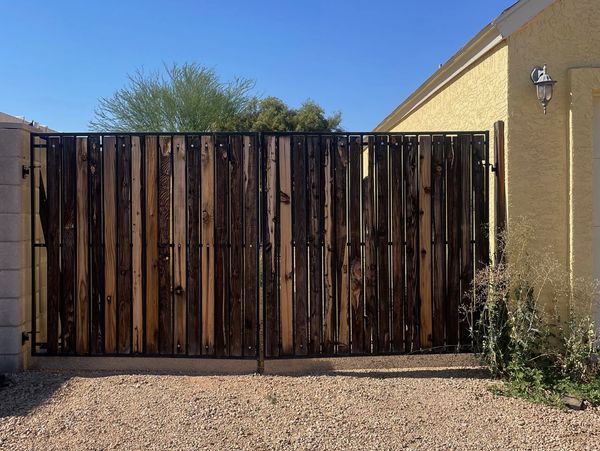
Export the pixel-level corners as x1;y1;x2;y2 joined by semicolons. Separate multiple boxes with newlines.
1;367;599;450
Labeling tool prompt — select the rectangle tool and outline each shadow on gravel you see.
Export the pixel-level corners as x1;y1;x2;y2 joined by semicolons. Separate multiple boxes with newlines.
0;372;72;418
328;367;491;380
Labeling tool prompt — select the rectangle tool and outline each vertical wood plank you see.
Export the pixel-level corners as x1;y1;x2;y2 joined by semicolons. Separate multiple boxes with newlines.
308;135;323;355
419;136;433;350
404;135;419;352
363;137;377;353
334;136;349;354
494;121;507;261
88;136;103;354
117;135;132;354
390;135;404;353
243;135;259;357
201;136;215;355
292;135;308;356
145;136;159;353
76;138;89;354
432;135;447;349
214;135;229;357
103;137;117;353
376;135;390;353
187;135;201;356
323;136;335;354
348;136;364;354
264;135;279;357
460;134;473;346
173;135;187;354
446;136;462;347
229;135;244;357
473;135;488;271
60;136;76;353
46;137;61;355
158;135;172;354
131;137;143;353
279;136;294;355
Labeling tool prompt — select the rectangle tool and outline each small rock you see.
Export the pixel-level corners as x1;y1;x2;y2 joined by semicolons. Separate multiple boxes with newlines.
562;395;585;411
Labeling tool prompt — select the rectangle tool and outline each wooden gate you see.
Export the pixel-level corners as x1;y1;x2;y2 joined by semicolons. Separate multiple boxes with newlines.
30;131;488;358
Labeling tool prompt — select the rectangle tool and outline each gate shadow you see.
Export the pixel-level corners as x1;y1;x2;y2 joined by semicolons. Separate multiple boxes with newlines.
0;372;71;418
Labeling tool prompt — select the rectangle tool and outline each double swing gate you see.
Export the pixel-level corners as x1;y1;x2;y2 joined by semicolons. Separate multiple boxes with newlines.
30;131;489;359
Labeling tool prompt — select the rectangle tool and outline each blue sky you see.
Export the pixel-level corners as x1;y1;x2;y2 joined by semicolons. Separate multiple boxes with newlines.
2;0;515;131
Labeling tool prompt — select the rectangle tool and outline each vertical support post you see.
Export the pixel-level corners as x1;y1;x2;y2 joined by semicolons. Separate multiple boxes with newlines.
494;121;507;263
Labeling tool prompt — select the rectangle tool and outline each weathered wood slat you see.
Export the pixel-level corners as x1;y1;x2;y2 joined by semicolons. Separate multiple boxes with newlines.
61;136;76;354
459;134;473;346
201;136;215;355
390;136;404;353
404;135;419;352
323;136;335;354
376;135;390;353
279;136;294;355
173;135;187;354
348;136;364;354
158;136;172;354
145;136;159;353
131;137;143;353
446;136;462;347
432;136;446;348
187;136;201;356
117;136;132;354
494;121;507;261
229;135;244;357
76;138;89;354
419;136;433;350
292;136;308;356
473;135;488;270
363;137;377;353
308;135;323;355
88;136;103;354
214;135;229;357
264;135;279;357
103;137;117;353
243;135;258;357
334;136;349;354
46;137;61;355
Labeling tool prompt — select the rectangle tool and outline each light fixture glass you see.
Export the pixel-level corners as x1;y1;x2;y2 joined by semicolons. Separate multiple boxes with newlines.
531;65;557;114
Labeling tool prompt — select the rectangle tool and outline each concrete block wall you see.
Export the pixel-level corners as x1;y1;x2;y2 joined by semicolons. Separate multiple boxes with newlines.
0;122;44;372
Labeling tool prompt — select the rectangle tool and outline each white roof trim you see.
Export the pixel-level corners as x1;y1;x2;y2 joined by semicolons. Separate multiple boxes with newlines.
375;0;556;131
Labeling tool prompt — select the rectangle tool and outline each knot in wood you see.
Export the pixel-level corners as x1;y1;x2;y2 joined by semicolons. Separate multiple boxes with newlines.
280;191;291;204
202;210;210;222
175;286;184;295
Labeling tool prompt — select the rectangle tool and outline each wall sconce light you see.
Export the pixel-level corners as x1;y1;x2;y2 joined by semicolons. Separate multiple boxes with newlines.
531;65;557;114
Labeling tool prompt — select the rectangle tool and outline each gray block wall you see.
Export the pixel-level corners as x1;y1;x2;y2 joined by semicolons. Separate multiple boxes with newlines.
0;122;40;372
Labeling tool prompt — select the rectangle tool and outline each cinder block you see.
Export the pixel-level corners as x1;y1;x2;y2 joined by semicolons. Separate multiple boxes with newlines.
0;298;21;326
0;353;22;373
0;185;22;213
0;128;26;158
0;157;22;185
0;214;21;241
0;270;21;297
0;326;22;354
0;242;21;270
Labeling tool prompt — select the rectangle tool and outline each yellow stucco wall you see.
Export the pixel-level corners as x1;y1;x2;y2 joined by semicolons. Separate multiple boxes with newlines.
505;0;600;294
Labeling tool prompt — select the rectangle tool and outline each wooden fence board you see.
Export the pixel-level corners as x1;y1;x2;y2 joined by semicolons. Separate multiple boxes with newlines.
88;136;103;354
348;136;364;354
308;135;323;355
334;136;349;354
363;137;377;353
404;135;419;352
460;134;473;346
117;136;132;354
376;136;390;353
103;137;117;353
61;136;76;354
187;135;201;356
446;136;461;347
264;135;278;357
214;135;229;356
76;138;89;354
201;136;215;355
46;137;61;355
173;135;187;354
158;136;172;354
390;136;404;353
279;136;294;355
292;136;308;356
145;136;159;353
243;135;258;357
323;136;335;354
229;135;244;357
419;136;433;350
432;136;446;348
131;137;143;353
473;135;488;270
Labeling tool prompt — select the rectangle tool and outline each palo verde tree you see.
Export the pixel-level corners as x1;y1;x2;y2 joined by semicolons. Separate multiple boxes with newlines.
89;63;342;132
